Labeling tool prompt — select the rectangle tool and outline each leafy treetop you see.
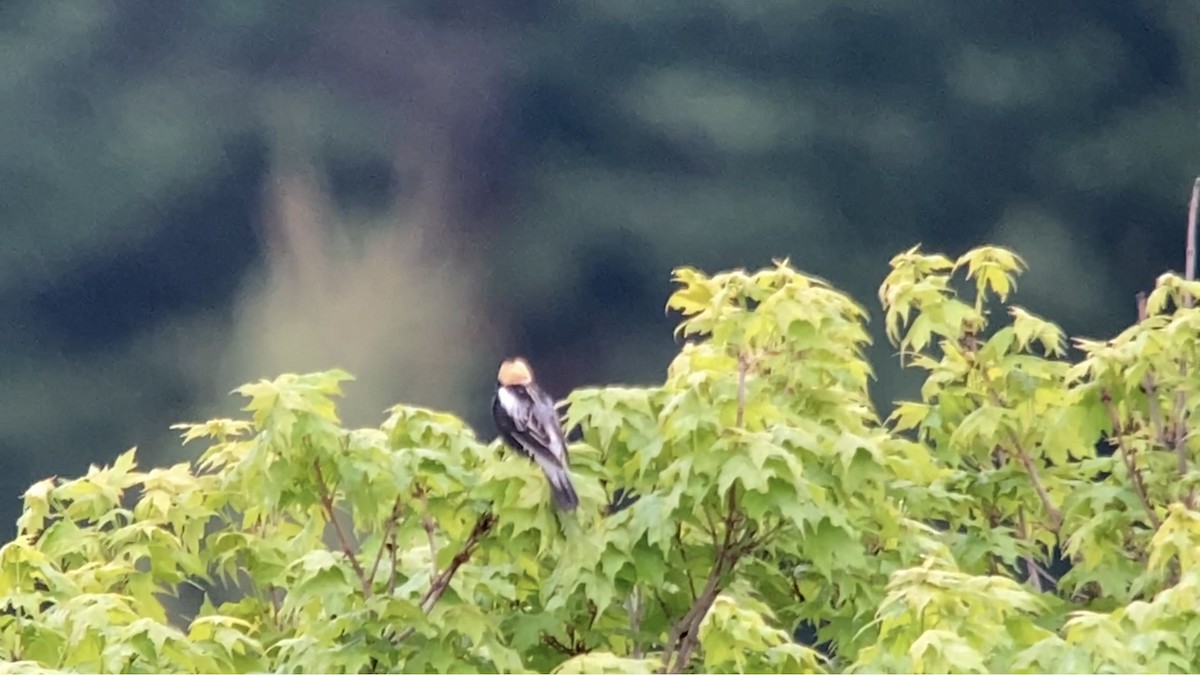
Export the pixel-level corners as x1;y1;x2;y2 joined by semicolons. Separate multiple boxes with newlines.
2;244;1200;673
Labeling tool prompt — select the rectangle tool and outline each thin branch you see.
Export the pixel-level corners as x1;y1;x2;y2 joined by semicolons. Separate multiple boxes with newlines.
423;515;439;580
661;552;729;674
1174;178;1199;506
979;379;1063;531
788;566;803;603
1015;509;1055;592
387;526;399;597
670;540;759;673
654;595;673;627
700;505;721;547
393;511;497;643
676;525;699;601
1023;554;1043;593
661;527;731;672
999;410;1062;529
1101;389;1161;529
1016;511;1036;590
1170;390;1194;508
585;599;601;633
1185;177;1198;306
1028;558;1056;587
660;355;755;673
418;512;496;612
313;460;367;588
736;353;748;428
542;633;576;655
629;586;644;659
368;498;404;593
1136;293;1176;465
747;518;786;549
662;492;749;674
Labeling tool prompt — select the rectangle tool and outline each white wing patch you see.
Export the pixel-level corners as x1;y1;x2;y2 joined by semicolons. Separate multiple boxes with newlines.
497;387;522;415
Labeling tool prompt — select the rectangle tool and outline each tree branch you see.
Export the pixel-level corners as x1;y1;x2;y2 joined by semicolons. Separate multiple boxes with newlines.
736;353;748;428
423;515;439;579
1138;292;1191;509
1101;389;1161;529
661;489;751;674
978;374;1063;531
393;511;497;643
658;351;759;673
1185;177;1198;306
1009;439;1063;531
313;460;367;588
1172;178;1199;507
418;512;495;612
660;552;729;674
629;586;644;659
387;526;399;597
1017;513;1056;593
675;525;699;601
542;633;577;655
368;498;404;595
1136;294;1170;447
747;518;785;549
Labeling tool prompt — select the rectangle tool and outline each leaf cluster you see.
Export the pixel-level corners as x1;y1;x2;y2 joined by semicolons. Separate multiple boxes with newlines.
3;245;1200;673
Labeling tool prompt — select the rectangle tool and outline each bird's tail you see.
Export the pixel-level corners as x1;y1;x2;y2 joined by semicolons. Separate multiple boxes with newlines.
535;454;580;511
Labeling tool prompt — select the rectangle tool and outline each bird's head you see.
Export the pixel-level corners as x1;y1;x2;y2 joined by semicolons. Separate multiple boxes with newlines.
497;357;534;387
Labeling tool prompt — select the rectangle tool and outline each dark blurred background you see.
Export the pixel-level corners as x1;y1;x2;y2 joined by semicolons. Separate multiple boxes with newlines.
1;1;1197;538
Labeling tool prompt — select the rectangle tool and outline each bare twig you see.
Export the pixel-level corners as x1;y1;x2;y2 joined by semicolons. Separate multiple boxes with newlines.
1137;294;1176;462
629;586;644;659
423;515;439;579
1014;510;1043;592
701;505;721;547
1023;554;1043;593
661;553;730;673
1185;177;1198;305
393;511;498;643
1000;409;1062;529
1101;389;1161;529
654;595;673;627
1171;380;1195;510
658;355;759;673
585;600;601;634
1173;178;1199;507
418;512;496;612
747;518;785;549
368;499;404;593
676;525;699;601
313;460;367;587
542;633;576;655
387;527;399;597
979;379;1063;531
1012;509;1056;594
788;568;803;602
661;490;754;674
736;354;748;428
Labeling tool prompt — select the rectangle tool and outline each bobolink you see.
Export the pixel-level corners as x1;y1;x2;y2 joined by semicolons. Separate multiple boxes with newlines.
492;357;580;511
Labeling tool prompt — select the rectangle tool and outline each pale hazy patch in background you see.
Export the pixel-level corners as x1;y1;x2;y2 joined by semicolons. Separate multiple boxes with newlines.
208;140;493;433
990;205;1113;332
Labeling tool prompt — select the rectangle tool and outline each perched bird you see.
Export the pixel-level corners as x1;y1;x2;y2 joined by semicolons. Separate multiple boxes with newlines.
492;357;580;511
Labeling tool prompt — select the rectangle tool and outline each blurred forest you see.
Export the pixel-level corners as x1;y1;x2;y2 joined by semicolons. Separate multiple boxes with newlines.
0;1;1197;537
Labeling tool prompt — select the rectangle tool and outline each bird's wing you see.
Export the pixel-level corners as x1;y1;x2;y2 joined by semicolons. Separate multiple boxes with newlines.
502;386;569;468
529;387;570;465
